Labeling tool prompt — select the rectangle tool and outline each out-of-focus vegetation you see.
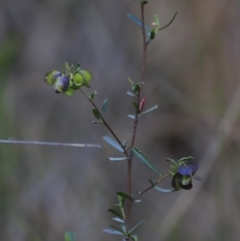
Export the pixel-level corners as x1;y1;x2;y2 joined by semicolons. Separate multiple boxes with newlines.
0;0;239;240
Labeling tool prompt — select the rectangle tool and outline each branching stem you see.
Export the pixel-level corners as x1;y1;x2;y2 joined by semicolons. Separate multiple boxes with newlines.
126;1;148;232
79;89;129;158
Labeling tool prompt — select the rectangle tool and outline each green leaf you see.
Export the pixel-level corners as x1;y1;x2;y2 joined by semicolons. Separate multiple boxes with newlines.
128;115;135;119
177;156;195;163
133;101;138;110
117;191;134;201
107;157;127;161
166;158;177;165
92;109;101;121
64;232;75;241
158;11;178;31
128;77;134;85
132;148;162;176
102;99;108;113
89;91;97;100
129;220;145;233
103;136;124;152
140;105;158;115
113;217;125;223
107;209;122;218
148;179;155;186
103;228;123;236
129;234;138;241
122;140;127;147
154;186;177;193
153;15;160;27
127;91;137;97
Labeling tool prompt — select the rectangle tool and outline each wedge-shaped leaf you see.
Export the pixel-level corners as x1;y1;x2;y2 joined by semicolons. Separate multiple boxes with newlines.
102;99;108;113
127;13;151;32
107;157;127;161
117;191;134;201
64;232;75;241
92;109;101;121
103;228;123;236
113;217;125;223
158;11;178;31
103;136;124;153
132;148;161;176
154;186;177;193
140;105;158;115
129;220;145;233
107;209;122;218
127;91;137;97
128;115;135;119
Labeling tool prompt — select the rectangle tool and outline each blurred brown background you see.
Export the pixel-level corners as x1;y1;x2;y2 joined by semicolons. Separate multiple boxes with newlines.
0;0;239;240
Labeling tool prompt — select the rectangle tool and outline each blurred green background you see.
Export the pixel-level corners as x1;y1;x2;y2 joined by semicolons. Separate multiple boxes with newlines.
0;0;239;240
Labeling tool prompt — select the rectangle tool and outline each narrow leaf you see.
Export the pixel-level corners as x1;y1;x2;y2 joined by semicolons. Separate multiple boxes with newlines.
140;105;158;114
154;186;177;193
127;91;137;97
148;179;155;186
122;140;127;147
92;120;102;124
107;157;127;161
113;217;125;223
129;220;145;233
103;136;124;153
102;99;108;113
107;209;122;218
158;11;178;31
92;109;101;120
128;77;134;85
166;158;177;165
127;13;151;32
103;229;123;236
117;191;134;201
64;232;75;241
133;199;141;203
132;148;162;176
177;156;195;163
153;14;160;26
128;115;135;119
129;234;138;241
89;91;97;100
109;225;124;233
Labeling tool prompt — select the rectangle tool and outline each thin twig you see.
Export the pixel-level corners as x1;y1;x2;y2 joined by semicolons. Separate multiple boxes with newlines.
133;173;170;200
79;89;129;157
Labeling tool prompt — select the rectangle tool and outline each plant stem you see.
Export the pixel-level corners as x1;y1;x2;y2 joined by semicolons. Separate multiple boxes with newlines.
126;1;148;232
79;89;129;158
133;173;170;200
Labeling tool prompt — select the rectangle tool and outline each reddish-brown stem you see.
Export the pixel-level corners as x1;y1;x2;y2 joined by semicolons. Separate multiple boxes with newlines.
125;1;148;232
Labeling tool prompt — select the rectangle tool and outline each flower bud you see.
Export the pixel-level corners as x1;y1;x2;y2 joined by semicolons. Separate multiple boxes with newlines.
52;76;70;93
44;70;62;85
139;98;146;112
